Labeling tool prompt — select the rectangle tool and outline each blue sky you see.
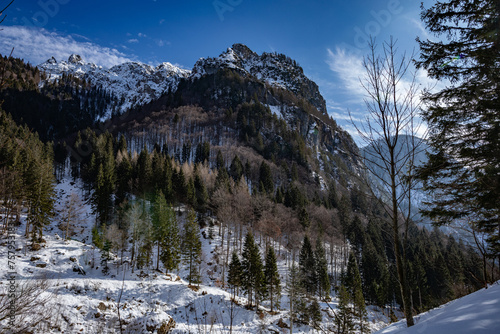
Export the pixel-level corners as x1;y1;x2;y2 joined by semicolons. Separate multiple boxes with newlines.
0;0;438;138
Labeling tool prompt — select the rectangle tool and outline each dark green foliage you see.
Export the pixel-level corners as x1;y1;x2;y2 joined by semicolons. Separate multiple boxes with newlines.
136;146;153;195
88;134;116;224
299;235;317;296
308;299;322;330
286;263;305;330
327;182;339;209
186;177;196;208
172;168;187;202
229;155;244;182
347;216;365;259
416;0;500;260
216;149;225;170
264;247;281;312
182;209;202;285
181;141;191;164
0;109;55;242
242;232;265;307
258;161;274;194
284;185;307;210
152;191;180;272
335;284;354;334
214;167;231;192
343;252;368;333
298;207;310;229
115;153;132;205
315;239;331;300
361;236;389;307
194;141;210;164
193;171;208;211
228;251;243;298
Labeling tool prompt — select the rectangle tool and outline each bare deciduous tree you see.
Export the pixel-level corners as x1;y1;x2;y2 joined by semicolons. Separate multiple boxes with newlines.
351;37;427;327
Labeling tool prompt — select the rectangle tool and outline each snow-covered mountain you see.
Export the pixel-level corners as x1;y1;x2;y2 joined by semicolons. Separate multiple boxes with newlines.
191;43;327;114
38;43;327;119
38;55;191;116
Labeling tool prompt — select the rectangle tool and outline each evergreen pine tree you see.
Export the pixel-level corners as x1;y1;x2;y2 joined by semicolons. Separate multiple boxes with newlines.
228;251;243;299
286;263;305;333
182;209;202;285
242;232;265;308
259;161;274;194
335;284;355;334
229;155;244;182
193;171;208;211
309;299;322;330
344;252;368;333
315;238;331;300
264;247;281;312
299;235;317;296
152;190;180;272
416;0;500;261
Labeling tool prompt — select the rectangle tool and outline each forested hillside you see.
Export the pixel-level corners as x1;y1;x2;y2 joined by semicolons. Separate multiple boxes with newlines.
1;35;498;333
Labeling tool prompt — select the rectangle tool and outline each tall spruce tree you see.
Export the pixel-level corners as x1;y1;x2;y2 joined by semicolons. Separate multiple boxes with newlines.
415;0;500;262
298;235;317;296
264;246;281;312
242;232;265;308
152;190;180;272
315;238;331;300
228;251;243;299
182;209;202;285
344;252;368;333
286;262;305;334
335;284;355;334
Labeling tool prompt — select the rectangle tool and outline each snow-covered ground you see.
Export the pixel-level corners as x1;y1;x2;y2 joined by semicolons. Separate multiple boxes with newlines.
0;175;396;333
375;282;500;334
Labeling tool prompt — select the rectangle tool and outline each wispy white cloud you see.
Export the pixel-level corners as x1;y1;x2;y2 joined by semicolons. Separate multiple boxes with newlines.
408;17;433;41
326;46;440;142
326;47;367;100
128;38;139;43
0;26;133;67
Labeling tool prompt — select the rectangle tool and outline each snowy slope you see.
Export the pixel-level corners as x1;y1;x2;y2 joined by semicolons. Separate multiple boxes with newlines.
1;174;392;333
38;54;190;116
375;282;500;334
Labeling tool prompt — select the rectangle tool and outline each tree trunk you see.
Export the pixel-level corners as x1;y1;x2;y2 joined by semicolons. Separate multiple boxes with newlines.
391;148;414;327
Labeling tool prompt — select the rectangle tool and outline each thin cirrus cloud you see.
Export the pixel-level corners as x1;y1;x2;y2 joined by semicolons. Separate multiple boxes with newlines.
0;26;133;68
325;46;438;142
326;47;367;101
326;45;444;105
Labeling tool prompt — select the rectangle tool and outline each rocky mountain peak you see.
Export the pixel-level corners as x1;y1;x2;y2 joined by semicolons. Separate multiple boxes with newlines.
68;54;83;65
230;43;258;59
191;44;327;114
47;56;57;65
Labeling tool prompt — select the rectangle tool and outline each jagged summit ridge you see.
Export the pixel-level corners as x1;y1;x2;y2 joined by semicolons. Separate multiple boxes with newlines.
191;43;327;114
38;56;191;117
38;44;326;116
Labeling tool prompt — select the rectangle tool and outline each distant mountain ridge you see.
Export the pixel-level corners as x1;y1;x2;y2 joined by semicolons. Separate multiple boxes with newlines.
37;43;327;117
38;55;191;117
